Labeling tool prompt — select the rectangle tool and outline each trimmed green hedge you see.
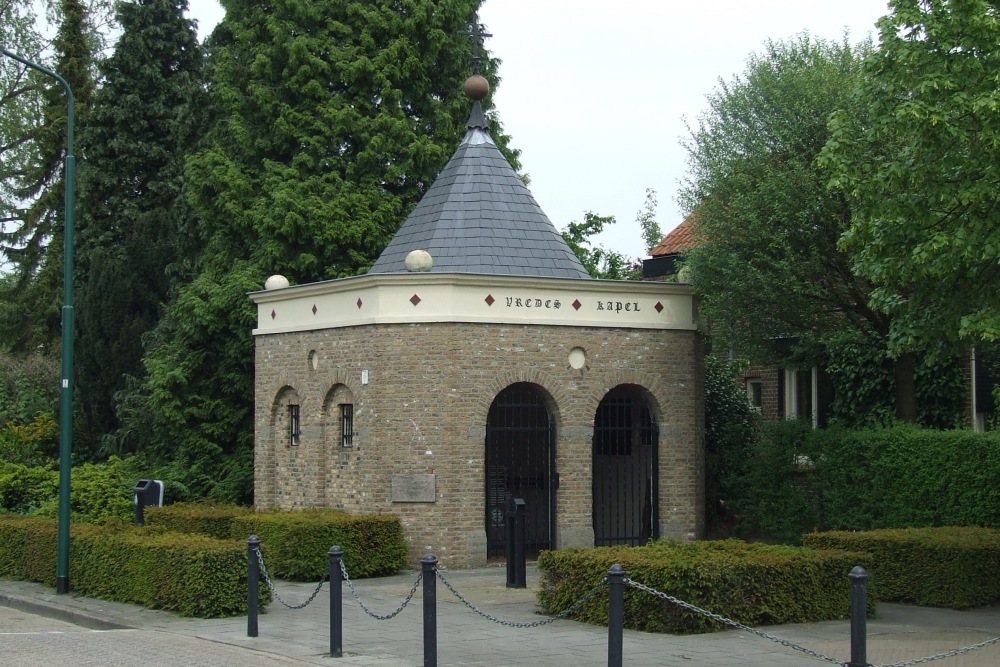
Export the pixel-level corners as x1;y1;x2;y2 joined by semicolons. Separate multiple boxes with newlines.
146;504;407;580
0;515;269;617
144;502;252;539
723;425;1000;543
537;540;876;634
803;527;1000;608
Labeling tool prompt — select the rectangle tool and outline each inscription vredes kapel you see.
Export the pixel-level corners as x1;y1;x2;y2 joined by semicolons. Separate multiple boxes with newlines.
500;296;642;314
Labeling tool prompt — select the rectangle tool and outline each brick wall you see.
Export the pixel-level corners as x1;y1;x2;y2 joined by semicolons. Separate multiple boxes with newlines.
254;321;704;567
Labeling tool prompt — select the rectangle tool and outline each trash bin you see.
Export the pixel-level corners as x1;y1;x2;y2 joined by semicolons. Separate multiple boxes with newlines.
133;479;164;525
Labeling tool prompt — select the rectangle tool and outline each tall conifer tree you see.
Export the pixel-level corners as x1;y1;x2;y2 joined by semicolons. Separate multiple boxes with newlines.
0;0;97;352
121;0;518;501
75;0;205;449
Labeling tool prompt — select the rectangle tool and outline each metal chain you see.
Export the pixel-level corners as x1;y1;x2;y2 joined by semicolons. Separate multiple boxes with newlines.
255;549;328;610
435;568;609;628
624;578;843;665
877;635;1000;667
340;560;422;621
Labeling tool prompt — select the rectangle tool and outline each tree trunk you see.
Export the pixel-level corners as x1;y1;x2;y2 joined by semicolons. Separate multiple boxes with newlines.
894;353;917;423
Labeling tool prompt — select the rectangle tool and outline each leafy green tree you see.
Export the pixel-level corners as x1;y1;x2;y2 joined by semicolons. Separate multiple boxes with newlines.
1;0;47;245
0;0;98;353
562;212;641;280
636;188;662;255
118;0;517;502
703;354;759;537
822;0;1000;355
75;0;205;449
678;35;928;421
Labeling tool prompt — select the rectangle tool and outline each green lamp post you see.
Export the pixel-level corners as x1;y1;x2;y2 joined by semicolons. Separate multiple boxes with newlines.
2;48;76;594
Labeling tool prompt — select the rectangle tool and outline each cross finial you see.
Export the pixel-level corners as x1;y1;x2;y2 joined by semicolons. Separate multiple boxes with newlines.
467;12;492;75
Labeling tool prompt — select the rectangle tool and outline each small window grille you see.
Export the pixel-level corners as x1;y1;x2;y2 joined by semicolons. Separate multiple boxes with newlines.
340;404;354;448
288;404;300;446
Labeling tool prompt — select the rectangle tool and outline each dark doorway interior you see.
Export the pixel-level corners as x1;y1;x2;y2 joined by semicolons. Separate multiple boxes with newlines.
593;385;658;546
485;383;555;559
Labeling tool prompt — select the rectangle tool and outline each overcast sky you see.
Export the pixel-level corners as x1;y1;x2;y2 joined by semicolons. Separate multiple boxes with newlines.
184;0;890;260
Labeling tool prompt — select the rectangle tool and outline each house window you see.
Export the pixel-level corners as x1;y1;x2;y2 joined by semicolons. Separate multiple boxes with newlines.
340;404;354;448
784;368;818;427
288;404;300;446
746;378;762;410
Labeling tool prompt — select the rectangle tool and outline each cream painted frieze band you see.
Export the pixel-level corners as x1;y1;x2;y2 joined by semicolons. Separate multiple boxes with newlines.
250;273;697;334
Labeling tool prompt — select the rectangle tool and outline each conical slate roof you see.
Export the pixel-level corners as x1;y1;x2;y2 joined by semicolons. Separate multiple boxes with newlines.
369;101;590;279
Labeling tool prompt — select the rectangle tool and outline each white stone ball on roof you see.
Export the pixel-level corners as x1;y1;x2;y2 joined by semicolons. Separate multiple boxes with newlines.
405;250;433;272
264;274;290;290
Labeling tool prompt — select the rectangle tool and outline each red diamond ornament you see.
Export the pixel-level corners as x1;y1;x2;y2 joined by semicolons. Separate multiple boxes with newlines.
485;294;495;306
410;294;421;306
270;309;276;320
356;298;363;309
572;299;582;311
311;304;318;315
654;302;664;313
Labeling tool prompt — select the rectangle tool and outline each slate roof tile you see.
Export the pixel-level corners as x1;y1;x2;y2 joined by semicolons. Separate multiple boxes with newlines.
369;117;589;279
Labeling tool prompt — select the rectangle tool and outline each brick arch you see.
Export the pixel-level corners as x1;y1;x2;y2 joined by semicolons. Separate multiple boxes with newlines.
260;385;300;509
474;369;570;430
582;371;670;428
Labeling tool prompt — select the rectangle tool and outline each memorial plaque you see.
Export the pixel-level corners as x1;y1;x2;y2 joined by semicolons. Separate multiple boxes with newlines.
391;474;436;503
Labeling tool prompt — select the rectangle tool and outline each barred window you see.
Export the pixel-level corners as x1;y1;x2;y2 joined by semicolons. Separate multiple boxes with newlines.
288;404;300;446
340;404;354;448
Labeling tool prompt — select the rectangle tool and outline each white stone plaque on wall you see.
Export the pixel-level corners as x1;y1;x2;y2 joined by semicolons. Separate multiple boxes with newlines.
391;474;436;503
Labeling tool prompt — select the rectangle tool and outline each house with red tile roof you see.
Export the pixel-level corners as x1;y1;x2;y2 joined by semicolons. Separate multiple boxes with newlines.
642;214;697;280
642;214;991;430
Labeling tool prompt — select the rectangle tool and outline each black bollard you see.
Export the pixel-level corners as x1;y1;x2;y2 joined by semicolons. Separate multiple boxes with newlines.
247;535;260;638
848;566;869;667
607;564;625;667
422;553;438;667
329;545;343;658
505;497;526;588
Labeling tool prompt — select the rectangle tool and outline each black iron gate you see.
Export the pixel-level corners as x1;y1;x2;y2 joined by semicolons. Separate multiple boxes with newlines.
593;385;658;547
485;383;555;559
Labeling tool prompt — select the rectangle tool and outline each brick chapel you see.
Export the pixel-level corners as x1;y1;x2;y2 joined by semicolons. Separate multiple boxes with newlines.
249;69;705;567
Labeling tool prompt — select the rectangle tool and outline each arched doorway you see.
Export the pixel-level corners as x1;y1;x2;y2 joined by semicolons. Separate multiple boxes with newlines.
485;383;555;558
592;385;658;546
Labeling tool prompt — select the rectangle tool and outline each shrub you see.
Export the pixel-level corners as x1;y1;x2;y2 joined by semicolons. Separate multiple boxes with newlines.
703;354;759;536
147;503;408;580
145;502;252;539
804;527;1000;608
724;419;821;543
33;456;137;524
537;540;875;634
232;510;407;580
0;515;268;617
812;427;1000;531
0;411;59;466
0;461;58;514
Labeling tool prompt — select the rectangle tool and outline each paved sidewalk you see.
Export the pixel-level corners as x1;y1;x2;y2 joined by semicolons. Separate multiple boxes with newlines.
3;565;1000;666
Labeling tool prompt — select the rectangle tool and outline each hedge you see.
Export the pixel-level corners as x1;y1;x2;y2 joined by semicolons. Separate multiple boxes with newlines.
0;515;269;617
722;425;1000;543
810;427;1000;531
537;540;876;634
803;527;1000;608
146;503;408;580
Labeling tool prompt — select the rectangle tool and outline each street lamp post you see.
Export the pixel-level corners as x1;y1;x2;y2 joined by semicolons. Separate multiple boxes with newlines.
2;48;76;594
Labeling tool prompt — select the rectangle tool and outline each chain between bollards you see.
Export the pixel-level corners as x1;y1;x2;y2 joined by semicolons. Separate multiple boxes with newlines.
247;535;260;638
422;553;438;667
330;545;343;658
